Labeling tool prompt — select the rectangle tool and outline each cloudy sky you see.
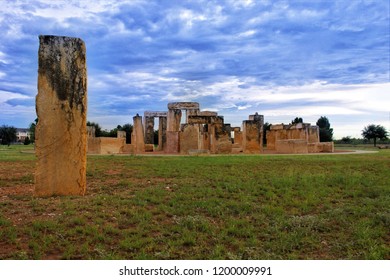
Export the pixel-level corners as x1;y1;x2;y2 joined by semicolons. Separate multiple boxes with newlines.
0;0;389;138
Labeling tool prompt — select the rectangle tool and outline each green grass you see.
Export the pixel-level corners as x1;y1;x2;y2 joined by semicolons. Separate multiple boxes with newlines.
0;145;389;259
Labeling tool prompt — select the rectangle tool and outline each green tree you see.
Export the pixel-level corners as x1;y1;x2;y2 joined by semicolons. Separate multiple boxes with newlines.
291;117;303;124
29;118;38;143
263;122;272;145
341;136;352;144
0;125;17;146
361;124;388;147
316;116;333;142
119;123;133;144
87;121;102;137
24;136;31;145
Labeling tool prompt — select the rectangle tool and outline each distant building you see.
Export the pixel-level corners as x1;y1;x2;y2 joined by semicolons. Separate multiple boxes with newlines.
16;128;31;142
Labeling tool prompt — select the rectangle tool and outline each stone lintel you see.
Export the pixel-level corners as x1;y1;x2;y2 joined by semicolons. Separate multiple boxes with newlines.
168;102;200;110
187;115;223;124
144;111;167;118
198;111;218;117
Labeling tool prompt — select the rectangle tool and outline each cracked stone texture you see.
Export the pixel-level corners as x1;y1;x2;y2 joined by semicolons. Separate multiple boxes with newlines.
35;35;87;196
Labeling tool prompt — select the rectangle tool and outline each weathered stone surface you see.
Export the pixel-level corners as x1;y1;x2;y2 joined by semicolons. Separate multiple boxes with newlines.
249;112;264;124
186;109;200;122
276;139;308;154
87;129;129;155
144;116;155;144
180;124;200;154
270;124;284;130
122;144;135;154
198;111;218;117
87;126;95;138
168;102;199;110
117;131;126;138
213;123;232;154
187;115;223;125
167;109;182;131
242;120;262;154
266;122;324;152
144;111;167;117
87;137;101;154
266;130;276;150
144;144;154;152
158;116;167;151
234;130;243;146
288;128;307;141
99;137;126;154
132;114;145;153
166;131;180;153
308;142;334;153
308;126;320;143
200;131;210;151
35;35;87;196
216;136;233;154
87;137;131;155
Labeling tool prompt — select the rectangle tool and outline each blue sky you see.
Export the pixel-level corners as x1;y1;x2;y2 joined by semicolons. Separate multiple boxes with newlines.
0;0;389;139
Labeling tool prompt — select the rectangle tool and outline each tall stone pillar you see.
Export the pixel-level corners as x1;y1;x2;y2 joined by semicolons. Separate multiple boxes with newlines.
144;116;155;144
35;35;87;196
167;109;182;132
158;116;167;151
132;114;145;153
242;120;263;154
166;109;182;153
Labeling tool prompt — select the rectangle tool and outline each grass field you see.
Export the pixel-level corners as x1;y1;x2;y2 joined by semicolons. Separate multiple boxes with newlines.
0;145;389;260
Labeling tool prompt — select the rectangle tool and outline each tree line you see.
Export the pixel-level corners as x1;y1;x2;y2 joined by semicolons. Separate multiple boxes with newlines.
86;122;133;144
0;117;388;146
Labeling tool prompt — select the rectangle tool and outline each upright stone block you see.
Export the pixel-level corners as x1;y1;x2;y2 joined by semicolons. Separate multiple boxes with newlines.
158;116;167;151
132;114;145;153
308;126;320;143
117;130;126;139
180;124;200;154
242;120;262;154
275;139;308;154
266;130;276;150
35;35;87;196
166;131;180;153
144;116;155;144
167;109;182;132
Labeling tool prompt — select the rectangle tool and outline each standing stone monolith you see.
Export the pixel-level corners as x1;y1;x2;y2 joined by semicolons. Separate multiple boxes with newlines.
35;35;87;196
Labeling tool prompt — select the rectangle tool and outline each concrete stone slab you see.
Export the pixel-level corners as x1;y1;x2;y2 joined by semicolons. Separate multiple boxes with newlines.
35;35;87;196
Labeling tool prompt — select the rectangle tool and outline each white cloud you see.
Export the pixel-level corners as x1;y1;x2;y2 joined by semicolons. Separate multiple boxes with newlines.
30;0;124;22
228;0;256;9
178;9;207;28
0;91;32;103
238;30;256;37
0;51;10;64
286;9;327;21
202;79;390;115
262;106;364;118
0;102;36;127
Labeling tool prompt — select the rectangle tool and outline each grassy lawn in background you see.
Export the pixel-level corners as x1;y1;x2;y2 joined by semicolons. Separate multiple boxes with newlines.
0;144;389;259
